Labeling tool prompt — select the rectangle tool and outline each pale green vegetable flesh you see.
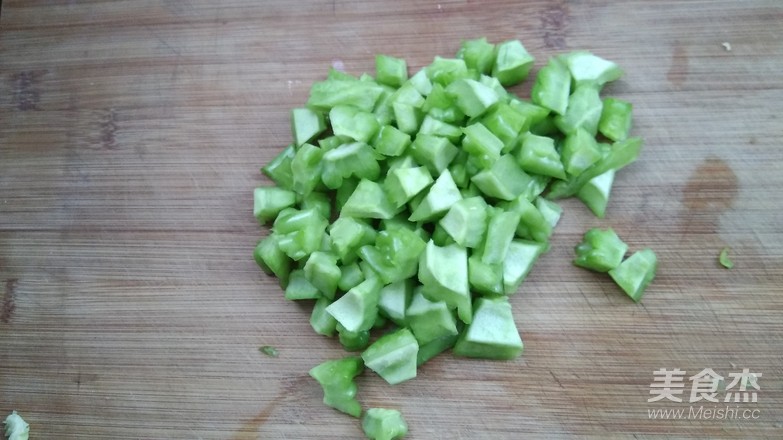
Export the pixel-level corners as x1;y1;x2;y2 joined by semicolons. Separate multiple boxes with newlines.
3;411;29;440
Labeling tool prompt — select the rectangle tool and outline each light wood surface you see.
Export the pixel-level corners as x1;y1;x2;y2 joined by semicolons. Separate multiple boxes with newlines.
1;1;782;438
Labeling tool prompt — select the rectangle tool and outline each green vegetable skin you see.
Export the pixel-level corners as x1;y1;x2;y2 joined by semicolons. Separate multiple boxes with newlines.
253;38;651;432
3;411;29;440
259;345;279;357
719;247;734;269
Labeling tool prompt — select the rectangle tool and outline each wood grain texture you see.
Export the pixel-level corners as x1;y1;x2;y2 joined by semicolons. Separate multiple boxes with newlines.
1;0;782;438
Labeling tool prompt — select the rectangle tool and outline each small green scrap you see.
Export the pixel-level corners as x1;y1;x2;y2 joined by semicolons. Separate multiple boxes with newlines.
259;346;279;358
719;247;734;269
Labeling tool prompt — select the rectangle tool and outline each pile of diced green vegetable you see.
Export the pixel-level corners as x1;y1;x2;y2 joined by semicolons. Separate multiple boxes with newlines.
253;38;655;439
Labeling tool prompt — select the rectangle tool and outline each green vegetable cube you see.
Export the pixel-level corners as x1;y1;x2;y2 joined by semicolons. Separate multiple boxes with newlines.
573;227;628;272
457;37;496;75
262;144;296;190
310;296;338;337
329;217;375;263
307;79;384;112
453;297;523;360
445;78;499;118
410;134;459;175
555;86;604;136
516;133;567;180
273;208;329;261
406;288;459;345
392;102;424;134
471;154;534;201
372;125;412;157
326;277;382;333
418;115;463;143
481;210;521;265
426;56;469;87
321;141;381;189
337;323;371;352
304;251;341;299
408;170;463;222
253;186;296;224
309;356;364;417
291;143;325;196
598;98;633;142
492;40;535;86
285;269;321;300
384;166;434;208
338;262;365;292
503;195;552;243
561;128;602;177
468;254;504;296
508;99;550;126
503;240;545;294
417;333;459;366
362;328;419;385
461;122;504;169
341;179;399;219
391;82;425;107
409;68;433;96
376;54;408;88
253;234;291;287
438;196;488;248
577;169;615;218
362;408;408;440
535;197;562;229
565;51;624;88
531;57;570;115
609;248;657;302
291;107;326;147
481;103;530;151
378;280;412;326
329;105;380;143
418;241;472;324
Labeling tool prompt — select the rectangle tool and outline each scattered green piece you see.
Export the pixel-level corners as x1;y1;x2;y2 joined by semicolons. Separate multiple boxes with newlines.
3;411;29;440
719;247;734;269
259;346;279;357
362;408;408;440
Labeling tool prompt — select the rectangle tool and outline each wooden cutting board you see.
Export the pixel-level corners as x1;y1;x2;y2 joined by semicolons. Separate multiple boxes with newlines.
1;1;781;438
